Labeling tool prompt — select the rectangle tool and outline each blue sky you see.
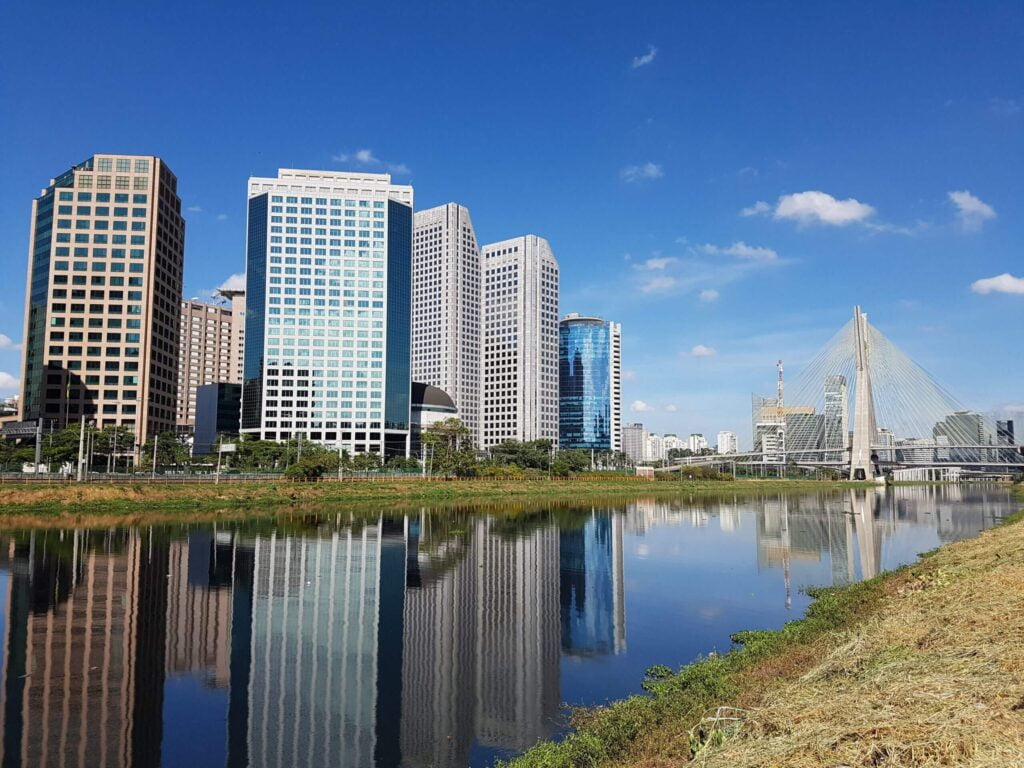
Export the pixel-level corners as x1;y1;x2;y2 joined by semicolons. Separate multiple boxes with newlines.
1;1;1021;443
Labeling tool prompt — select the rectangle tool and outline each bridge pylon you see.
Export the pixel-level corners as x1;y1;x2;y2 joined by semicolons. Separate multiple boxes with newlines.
849;306;879;481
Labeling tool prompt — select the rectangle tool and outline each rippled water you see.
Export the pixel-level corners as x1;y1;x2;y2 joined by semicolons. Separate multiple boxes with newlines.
0;485;1015;767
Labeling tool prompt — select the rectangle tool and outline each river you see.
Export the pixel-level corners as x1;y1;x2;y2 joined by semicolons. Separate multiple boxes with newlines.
0;485;1015;767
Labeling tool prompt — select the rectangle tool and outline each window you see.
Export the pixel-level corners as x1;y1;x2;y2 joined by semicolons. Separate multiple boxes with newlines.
116;159;131;172
97;158;113;172
134;159;149;173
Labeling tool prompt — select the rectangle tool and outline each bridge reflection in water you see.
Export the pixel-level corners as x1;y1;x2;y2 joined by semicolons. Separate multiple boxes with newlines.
0;486;1012;768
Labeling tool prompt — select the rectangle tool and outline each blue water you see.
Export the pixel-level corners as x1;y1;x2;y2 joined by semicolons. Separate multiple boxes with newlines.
0;484;1013;767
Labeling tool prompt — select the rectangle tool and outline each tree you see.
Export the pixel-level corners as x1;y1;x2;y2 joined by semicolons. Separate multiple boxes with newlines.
551;450;591;476
422;419;478;477
139;432;192;471
488;439;553;470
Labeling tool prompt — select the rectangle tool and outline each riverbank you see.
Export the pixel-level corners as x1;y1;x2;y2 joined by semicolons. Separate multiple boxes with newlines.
503;498;1024;767
0;476;876;528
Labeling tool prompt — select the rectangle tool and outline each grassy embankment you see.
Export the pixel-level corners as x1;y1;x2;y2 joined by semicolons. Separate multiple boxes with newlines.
0;476;874;528
502;492;1024;768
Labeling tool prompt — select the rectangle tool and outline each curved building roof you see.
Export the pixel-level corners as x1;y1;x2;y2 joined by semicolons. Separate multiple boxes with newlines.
411;382;457;412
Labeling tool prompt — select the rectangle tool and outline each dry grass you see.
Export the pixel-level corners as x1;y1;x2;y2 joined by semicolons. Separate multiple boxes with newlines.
669;515;1024;768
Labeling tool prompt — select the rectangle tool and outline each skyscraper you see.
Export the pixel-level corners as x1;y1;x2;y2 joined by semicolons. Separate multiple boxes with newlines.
19;154;184;450
218;287;247;384
176;298;237;429
411;204;482;442
481;236;559;447
241;170;413;458
558;314;622;451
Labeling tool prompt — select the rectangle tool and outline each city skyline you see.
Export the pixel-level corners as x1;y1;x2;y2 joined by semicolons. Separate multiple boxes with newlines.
1;3;1023;442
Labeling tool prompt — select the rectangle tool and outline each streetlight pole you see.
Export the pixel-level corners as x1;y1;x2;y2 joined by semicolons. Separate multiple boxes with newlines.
76;416;86;482
151;434;158;480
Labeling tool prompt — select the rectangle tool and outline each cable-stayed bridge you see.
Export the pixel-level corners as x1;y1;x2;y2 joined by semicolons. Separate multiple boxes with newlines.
662;306;1024;480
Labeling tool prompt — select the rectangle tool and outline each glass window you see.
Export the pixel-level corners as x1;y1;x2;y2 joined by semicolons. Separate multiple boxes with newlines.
116;158;131;172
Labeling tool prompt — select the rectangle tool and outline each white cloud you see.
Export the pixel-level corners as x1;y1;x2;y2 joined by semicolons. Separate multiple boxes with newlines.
639;256;678;270
736;166;758;178
970;273;1024;295
699;289;720;303
218;273;246;292
0;372;18;393
620;162;664;183
187;205;203;213
990;97;1021;116
664;404;678;412
631;45;657;69
773;191;875;226
0;334;20;350
622;369;638;381
701;241;778;261
740;200;771;217
640;276;677;294
333;148;410;175
948;190;996;232
216;213;228;221
631;400;653;412
691;344;717;357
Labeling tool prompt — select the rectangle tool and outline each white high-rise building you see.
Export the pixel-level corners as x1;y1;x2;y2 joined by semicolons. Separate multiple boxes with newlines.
716;430;739;454
644;433;665;462
241;169;414;459
481;236;559;448
412;204;482;442
662;434;681;454
687;433;708;453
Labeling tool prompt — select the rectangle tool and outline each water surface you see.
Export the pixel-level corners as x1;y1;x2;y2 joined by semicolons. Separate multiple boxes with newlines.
0;485;1014;767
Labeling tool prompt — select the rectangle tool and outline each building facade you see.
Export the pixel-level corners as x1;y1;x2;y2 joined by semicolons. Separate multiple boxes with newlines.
19;154;184;451
622;422;646;463
558;314;622;452
823;374;848;461
481;236;559;448
240;169;413;458
716;430;738;454
411;204;482;442
219;288;246;383
687;433;708;453
176;298;236;428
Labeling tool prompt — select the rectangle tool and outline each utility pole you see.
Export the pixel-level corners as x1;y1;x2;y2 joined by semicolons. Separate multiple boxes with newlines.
151;434;158;480
76;416;86;482
34;419;42;473
215;435;223;485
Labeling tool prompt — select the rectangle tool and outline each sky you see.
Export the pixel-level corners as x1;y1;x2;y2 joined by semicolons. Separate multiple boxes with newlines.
1;1;1021;445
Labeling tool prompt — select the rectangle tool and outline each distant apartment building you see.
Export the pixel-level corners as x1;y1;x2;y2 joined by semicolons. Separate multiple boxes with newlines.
240;169;413;458
716;430;738;454
481;236;559;448
558;314;622;451
219;287;246;382
622;422;646;463
662;433;681;454
412;203;482;442
18;153;184;450
644;433;665;463
687;433;708;453
176;291;245;429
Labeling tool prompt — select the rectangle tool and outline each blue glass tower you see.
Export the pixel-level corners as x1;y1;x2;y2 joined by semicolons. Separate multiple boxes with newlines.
559;315;621;451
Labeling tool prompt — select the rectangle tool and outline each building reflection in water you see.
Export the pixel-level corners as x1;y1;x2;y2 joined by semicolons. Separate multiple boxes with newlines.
0;485;1010;768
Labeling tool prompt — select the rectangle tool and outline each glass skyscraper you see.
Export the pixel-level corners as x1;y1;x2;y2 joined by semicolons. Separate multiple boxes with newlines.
558;314;622;452
241;169;414;459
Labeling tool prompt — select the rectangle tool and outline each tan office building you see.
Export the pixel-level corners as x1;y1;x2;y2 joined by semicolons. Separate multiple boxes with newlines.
176;289;245;428
19;153;185;451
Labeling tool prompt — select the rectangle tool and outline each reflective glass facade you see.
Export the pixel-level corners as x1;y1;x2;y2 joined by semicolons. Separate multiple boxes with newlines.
241;193;267;431
559;318;612;450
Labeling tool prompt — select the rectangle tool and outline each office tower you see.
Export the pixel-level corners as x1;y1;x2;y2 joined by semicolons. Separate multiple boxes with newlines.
558;314;622;451
19;154;184;450
716;430;738;454
219;287;247;383
823;374;848;460
412;204;482;442
687;433;708;453
481;236;559;448
241;170;414;458
622;422;646;462
933;410;992;463
176;298;236;429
